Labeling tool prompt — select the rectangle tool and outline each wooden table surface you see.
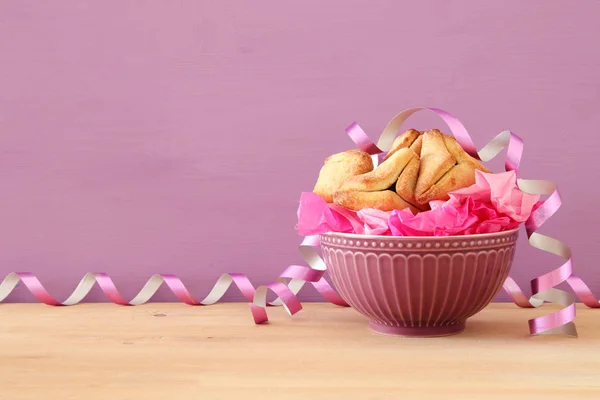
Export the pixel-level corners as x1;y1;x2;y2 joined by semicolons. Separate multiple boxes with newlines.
0;303;598;400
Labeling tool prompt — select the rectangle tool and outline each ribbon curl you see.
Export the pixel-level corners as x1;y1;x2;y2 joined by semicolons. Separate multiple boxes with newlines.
0;237;346;324
0;107;593;337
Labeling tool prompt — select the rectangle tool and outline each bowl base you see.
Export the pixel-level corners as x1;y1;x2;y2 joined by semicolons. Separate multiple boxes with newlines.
369;321;466;337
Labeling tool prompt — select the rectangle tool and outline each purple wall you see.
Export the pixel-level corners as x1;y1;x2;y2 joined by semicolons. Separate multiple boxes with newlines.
1;1;598;302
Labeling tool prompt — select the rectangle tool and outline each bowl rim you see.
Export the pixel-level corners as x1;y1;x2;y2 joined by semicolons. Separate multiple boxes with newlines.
319;227;520;241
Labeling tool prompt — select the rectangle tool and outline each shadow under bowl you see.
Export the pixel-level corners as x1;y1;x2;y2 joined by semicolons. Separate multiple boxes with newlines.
319;229;519;337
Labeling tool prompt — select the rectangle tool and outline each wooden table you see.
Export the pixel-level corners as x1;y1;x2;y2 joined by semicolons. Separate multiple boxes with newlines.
0;303;598;400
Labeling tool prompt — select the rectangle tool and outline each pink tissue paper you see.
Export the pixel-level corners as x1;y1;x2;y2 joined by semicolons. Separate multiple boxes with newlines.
296;171;540;237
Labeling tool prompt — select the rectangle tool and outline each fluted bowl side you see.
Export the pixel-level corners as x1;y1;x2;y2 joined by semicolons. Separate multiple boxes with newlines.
319;229;519;337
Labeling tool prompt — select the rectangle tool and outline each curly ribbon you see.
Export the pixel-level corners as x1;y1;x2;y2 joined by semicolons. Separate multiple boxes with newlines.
0;236;346;324
1;107;594;337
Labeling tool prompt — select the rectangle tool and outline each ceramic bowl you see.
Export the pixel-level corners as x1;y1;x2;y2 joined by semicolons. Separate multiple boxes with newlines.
319;229;518;337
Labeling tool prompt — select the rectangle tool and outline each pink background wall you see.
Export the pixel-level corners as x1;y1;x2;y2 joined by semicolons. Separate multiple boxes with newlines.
1;1;598;302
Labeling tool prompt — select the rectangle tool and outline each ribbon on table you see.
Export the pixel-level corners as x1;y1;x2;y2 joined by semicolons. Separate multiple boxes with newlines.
0;235;344;324
1;107;596;336
0;241;342;324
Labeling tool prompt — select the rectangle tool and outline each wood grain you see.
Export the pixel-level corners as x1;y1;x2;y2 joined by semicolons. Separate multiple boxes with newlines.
0;303;599;399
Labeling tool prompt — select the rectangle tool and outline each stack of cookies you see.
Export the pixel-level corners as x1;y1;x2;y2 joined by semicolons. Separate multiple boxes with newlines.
313;129;490;213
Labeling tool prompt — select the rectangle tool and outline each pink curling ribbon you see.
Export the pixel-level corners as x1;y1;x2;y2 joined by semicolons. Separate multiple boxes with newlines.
0;236;347;324
1;107;595;337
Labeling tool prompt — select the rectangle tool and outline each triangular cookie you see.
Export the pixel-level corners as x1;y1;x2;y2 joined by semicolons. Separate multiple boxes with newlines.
339;147;418;192
414;129;490;205
313;149;373;203
333;148;420;213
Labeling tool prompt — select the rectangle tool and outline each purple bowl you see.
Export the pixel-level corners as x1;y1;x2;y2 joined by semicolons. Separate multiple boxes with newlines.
320;229;518;337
